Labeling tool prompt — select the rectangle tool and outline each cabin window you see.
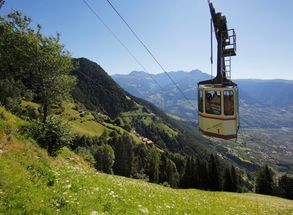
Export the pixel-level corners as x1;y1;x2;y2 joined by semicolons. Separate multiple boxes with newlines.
224;90;234;115
205;90;221;115
198;89;203;112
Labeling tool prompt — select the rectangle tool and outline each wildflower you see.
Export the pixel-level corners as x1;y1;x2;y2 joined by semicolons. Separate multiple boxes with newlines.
139;207;149;214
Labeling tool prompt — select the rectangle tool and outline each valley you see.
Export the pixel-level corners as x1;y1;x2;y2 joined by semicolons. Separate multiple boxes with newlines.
1;9;292;214
113;70;293;175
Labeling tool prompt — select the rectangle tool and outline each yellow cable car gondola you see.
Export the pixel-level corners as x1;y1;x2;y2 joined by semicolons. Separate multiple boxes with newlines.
198;1;239;140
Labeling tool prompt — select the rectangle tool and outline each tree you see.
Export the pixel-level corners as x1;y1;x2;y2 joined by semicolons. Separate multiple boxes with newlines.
223;168;233;191
75;147;96;167
112;134;134;177
230;165;239;192
255;165;274;195
114;117;124;127
147;146;161;183
132;144;148;179
0;12;36;106
197;158;209;190
181;156;197;188
277;174;293;200
27;115;73;156
99;130;108;145
0;11;76;122
165;158;179;188
208;154;221;191
31;33;76;122
94;144;115;174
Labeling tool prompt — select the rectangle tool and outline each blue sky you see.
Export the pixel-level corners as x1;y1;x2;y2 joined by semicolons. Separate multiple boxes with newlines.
1;0;293;79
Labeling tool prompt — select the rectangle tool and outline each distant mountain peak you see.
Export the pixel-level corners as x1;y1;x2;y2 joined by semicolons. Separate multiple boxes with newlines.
129;70;146;75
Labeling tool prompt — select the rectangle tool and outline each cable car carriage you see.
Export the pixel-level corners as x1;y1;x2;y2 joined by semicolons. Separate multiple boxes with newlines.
197;1;239;140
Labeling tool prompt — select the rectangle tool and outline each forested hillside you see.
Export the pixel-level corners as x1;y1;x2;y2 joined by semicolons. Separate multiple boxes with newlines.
1;9;293;214
0;11;249;192
71;58;135;117
113;70;293;175
1;110;292;214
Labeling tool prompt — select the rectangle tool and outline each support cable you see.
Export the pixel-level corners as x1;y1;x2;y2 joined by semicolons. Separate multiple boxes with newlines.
105;0;195;108
81;0;163;91
210;18;213;79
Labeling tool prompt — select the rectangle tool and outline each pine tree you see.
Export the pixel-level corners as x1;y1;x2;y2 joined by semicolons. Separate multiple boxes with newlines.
165;158;179;188
132;144;148;179
255;165;274;195
147;146;161;183
230;165;239;192
208;154;221;191
223;168;233;191
94;144;115;174
181;156;194;188
197;158;209;190
112;134;134;177
278;174;293;200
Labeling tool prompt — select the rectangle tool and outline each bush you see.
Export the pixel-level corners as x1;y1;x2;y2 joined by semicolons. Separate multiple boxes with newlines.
94;144;115;174
75;147;96;167
26;115;73;156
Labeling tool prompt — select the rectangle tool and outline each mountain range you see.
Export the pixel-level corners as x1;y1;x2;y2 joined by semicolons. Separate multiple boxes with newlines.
113;70;293;128
112;70;293;174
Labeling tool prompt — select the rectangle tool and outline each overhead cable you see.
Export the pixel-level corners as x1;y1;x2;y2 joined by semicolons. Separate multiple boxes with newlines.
105;0;194;108
81;0;163;90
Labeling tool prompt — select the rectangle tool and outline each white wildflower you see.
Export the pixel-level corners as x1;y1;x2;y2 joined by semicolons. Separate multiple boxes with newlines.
138;207;149;214
90;211;98;215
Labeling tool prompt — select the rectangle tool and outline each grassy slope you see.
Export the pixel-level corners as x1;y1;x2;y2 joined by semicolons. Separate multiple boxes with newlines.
62;102;141;143
121;103;178;138
0;108;293;214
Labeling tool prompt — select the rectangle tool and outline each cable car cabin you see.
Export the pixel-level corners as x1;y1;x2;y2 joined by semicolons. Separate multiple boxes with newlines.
197;1;239;139
197;85;239;139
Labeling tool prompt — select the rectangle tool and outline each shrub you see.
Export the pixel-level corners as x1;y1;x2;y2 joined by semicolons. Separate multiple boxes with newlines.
26;115;73;156
75;147;96;167
94;144;115;174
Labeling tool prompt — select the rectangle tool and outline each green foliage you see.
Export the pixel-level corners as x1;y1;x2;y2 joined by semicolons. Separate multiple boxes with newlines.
223;168;233;191
0;11;76;122
131;144;148;180
112;134;134;177
181;156;197;188
230;165;240;192
162;156;179;188
208;154;221;191
31;34;76;122
94;144;115;174
1;107;293;213
71;58;135;117
277;174;293;200
26;115;73;156
1;135;292;214
0;79;22;106
114;117;124;127
74;147;96;167
146;146;161;183
255;165;274;195
223;166;239;192
254;165;293;200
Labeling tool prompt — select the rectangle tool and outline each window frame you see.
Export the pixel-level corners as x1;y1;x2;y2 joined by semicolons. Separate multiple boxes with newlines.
224;90;235;116
205;90;221;115
198;89;203;113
